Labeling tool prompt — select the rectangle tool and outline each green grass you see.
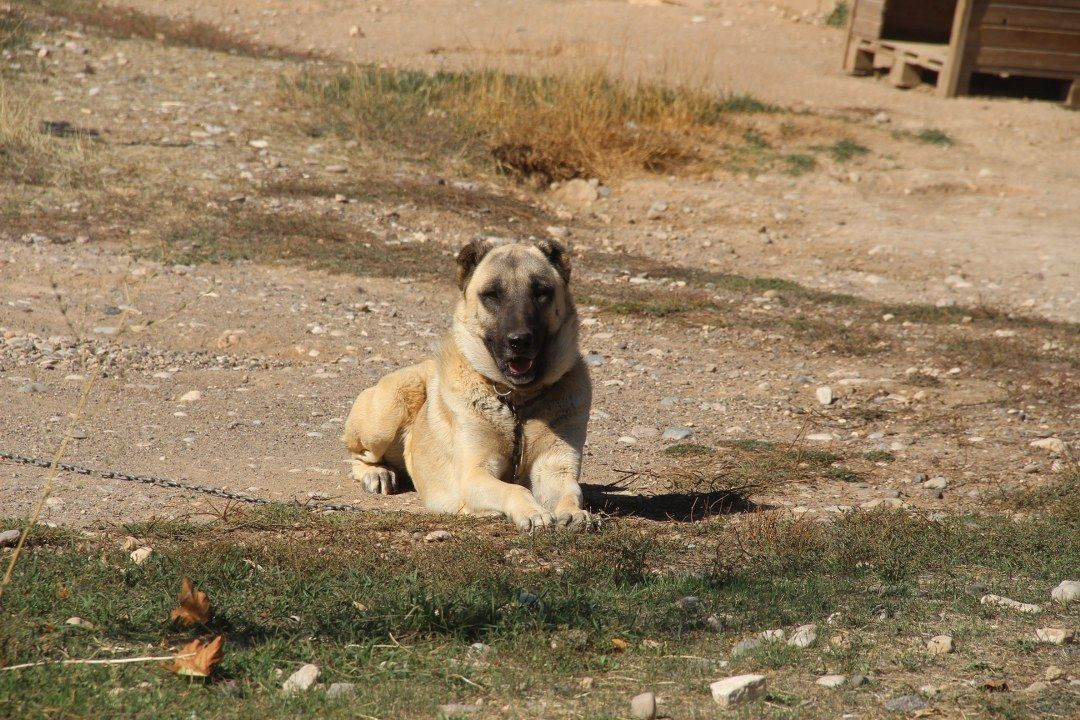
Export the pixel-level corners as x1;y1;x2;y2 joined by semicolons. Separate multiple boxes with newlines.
783;153;817;176
916;128;954;146
0;6;27;50
863;450;896;463
663;443;714;458
825;1;849;28
2;476;1078;718
816;138;869;162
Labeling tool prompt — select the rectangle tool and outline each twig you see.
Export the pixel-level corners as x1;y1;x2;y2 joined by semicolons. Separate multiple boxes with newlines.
0;280;146;605
2;652;193;671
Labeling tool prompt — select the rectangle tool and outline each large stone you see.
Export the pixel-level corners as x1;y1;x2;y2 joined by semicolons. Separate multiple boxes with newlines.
816;386;834;405
1034;628;1074;645
926;635;954;654
816;674;846;688
0;529;21;547
1051;580;1080;604
662;427;692;442
282;664;320;694
788;624;817;648
326;682;355;699
630;691;657;719
981;594;1041;614
1030;437;1067;454
129;547;153;565
710;674;766;707
883;694;929;712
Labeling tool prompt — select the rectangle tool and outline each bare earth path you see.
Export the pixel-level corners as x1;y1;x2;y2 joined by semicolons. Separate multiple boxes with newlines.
1;0;1077;532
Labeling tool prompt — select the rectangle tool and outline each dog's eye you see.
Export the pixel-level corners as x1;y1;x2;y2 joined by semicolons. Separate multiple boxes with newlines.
480;289;501;307
534;286;553;303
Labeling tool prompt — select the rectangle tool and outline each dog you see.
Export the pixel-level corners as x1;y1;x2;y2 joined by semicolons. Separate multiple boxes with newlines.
342;238;592;531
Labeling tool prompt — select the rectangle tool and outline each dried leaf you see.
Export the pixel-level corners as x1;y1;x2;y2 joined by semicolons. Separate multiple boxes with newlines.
611;637;629;651
169;577;212;626
982;679;1009;692
168;635;224;678
57;585;69;600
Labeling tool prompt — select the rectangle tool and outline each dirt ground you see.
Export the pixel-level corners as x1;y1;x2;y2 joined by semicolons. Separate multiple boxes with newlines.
1;0;1078;532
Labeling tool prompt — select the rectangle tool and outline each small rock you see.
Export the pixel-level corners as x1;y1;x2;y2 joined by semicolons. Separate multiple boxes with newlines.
630;690;657;719
927;635;954;654
646;201;668;220
0;529;21;547
807;433;834;442
677;596;701;610
788;624;817;648
710;674;766;707
883;694;929;712
66;616;94;629
45;497;65;507
923;477;948;491
468;642;490;654
617;436;638;445
1023;681;1048;694
584;353;605;367
326;682;355;699
981;593;1041;614
873;111;891;125
1034;628;1074;645
662;427;692;442
248;139;269;149
1045;665;1066;681
282;663;320;694
120;536;140;551
816;386;834;405
553;178;598;207
70;429;88;440
850;673;869;687
129;547;153;565
730;637;762;656
438;704;481;716
325;164;348;174
424;530;452;543
179;390;203;403
816;674;846;688
1030;437;1067;454
1051;580;1080;604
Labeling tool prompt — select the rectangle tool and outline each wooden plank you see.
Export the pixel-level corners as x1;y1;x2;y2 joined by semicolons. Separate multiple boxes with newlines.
890;60;923;88
852;17;883;39
994;0;1080;9
974;46;1080;72
975;26;1080;53
853;0;884;18
978;6;1080;32
941;0;975;97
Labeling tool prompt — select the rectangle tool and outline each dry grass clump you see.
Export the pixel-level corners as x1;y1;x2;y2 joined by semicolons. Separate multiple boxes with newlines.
0;82;90;185
282;67;779;182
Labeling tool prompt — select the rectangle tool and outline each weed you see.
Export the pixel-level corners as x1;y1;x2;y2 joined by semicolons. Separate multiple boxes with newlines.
663;443;714;458
783;153;817;176
825;1;850;28
0;83;92;185
817;138;869;162
863;450;896;463
824;466;861;483
894;127;956;146
0;6;26;50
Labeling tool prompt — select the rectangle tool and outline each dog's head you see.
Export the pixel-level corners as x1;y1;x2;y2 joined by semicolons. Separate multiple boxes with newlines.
453;238;579;388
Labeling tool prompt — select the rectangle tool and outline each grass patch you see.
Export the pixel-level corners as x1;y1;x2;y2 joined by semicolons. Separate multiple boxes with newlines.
0;82;92;185
894;127;955;146
783;153;817;176
825;1;849;28
863;450;896;463
663;443;714;458
3;478;1078;718
282;67;783;181
0;6;27;50
816;138;869;162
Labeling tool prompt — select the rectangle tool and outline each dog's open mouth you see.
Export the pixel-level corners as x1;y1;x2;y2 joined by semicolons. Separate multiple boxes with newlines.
505;358;534;377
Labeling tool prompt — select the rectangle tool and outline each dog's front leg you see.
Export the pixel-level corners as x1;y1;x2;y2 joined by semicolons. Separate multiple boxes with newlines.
529;447;592;528
456;448;555;531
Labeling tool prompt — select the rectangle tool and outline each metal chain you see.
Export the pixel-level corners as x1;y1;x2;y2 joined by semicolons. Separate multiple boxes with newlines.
0;450;366;513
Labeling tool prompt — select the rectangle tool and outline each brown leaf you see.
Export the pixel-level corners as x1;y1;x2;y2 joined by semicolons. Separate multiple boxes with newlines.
169;577;212;626
168;635;224;678
57;585;69;600
982;679;1009;692
611;637;629;652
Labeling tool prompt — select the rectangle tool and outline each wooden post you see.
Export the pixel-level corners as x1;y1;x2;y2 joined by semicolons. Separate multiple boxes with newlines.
842;0;862;72
939;0;975;97
1067;79;1080;110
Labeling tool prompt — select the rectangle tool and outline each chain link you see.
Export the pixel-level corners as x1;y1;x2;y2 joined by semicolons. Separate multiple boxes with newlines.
0;450;365;513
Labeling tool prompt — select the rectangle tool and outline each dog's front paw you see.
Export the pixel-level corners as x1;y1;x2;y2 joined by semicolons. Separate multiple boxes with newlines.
360;467;398;495
515;511;557;533
556;509;594;530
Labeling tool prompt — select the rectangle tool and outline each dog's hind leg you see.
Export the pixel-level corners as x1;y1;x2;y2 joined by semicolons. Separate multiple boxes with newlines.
342;362;430;495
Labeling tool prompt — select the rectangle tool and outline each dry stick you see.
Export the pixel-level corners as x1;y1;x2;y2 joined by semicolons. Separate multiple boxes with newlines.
0;280;147;605
2;653;194;672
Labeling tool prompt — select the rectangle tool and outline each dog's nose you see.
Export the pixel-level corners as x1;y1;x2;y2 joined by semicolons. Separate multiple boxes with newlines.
507;331;533;350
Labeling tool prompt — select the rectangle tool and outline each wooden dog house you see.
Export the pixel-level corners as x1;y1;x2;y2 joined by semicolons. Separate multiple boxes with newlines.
843;0;1080;107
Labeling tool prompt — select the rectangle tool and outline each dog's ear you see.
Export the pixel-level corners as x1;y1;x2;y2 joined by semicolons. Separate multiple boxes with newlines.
536;238;571;283
456;238;492;290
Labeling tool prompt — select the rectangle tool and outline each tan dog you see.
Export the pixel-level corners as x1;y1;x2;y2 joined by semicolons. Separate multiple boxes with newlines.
342;239;592;531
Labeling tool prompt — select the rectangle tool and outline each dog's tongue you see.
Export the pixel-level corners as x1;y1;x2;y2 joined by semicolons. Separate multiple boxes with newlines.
507;358;533;376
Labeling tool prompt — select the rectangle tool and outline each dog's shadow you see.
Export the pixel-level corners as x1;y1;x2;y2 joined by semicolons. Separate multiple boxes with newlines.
581;482;762;523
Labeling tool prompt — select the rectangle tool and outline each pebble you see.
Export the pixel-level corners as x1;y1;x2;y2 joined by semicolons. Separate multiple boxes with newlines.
584;353;605;367
981;594;1041;614
326;682;355;698
630;691;657;719
1034;628;1073;645
617;436;638;445
788;624;817;648
816;386;834;405
66;616;95;629
129;547;153;565
1030;437;1067;454
424;530;452;543
1051;580;1079;604
710;674;766;707
1045;665;1066;681
850;673;869;687
873;111;891;125
662;427;692;442
646;201;668;220
70;429;88;440
179;390;203;403
927;635;954;654
816;674;846;688
730;637;762;656
0;529;21;547
923;477;948;491
282;663;320;693
806;433;834;442
883;694;929;712
325;164;348;173
45;497;65;507
438;704;481;716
